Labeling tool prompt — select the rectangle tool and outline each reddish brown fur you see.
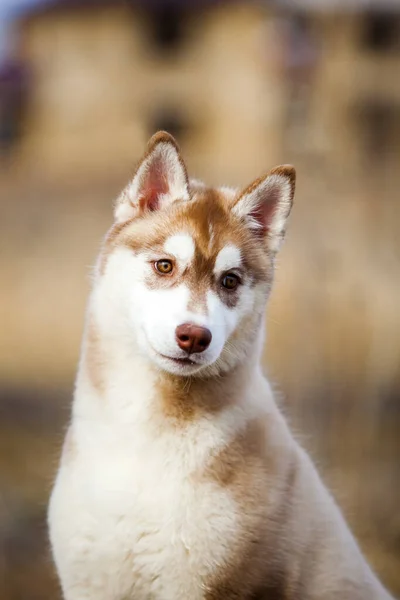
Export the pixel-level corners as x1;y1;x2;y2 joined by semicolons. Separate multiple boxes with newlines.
101;187;272;306
201;424;299;599
235;165;296;208
153;357;253;424
115;131;189;219
233;165;296;242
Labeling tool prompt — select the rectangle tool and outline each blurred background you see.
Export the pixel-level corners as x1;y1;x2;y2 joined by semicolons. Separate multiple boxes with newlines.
0;0;399;597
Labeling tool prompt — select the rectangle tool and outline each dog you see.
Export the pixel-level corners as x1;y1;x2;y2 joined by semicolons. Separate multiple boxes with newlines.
48;132;395;599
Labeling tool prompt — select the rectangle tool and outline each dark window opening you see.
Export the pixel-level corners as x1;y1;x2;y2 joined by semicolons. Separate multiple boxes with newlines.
148;5;186;54
0;59;30;160
358;102;399;159
361;14;400;52
290;13;312;37
149;108;188;141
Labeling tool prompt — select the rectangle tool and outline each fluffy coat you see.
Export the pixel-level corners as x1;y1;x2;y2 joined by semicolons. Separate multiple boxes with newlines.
48;132;395;600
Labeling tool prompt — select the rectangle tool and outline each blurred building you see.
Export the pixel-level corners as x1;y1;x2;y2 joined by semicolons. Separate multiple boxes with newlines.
2;0;398;181
14;0;285;183
281;0;400;172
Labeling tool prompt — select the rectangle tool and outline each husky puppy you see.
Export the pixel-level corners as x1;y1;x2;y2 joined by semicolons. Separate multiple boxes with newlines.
48;132;395;600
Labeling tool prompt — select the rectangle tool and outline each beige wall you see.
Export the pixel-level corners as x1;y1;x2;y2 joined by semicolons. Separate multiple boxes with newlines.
307;13;400;168
19;3;285;183
20;6;144;174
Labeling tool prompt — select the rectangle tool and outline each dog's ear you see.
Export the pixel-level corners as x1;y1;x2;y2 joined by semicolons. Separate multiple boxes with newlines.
232;165;295;252
114;131;190;223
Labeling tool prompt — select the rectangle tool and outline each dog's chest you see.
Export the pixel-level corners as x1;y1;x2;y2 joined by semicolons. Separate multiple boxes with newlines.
66;421;239;598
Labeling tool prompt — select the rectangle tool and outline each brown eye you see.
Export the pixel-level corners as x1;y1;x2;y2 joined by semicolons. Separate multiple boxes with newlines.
221;273;240;290
155;259;173;275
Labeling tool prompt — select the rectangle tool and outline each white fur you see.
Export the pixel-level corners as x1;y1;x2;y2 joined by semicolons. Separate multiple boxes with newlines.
48;241;267;598
164;233;195;265
206;291;236;347
114;199;134;224
49;342;262;599
214;244;242;274
48;254;394;599
190;178;206;190
218;185;238;202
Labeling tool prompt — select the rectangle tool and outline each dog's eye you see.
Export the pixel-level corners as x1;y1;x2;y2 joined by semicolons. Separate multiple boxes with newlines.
221;273;240;290
155;259;173;275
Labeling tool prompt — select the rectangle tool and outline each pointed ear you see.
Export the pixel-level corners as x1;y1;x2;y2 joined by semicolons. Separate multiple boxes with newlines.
232;165;296;252
114;131;190;223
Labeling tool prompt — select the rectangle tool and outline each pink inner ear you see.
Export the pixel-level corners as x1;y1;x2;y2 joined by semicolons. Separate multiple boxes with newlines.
138;156;169;212
249;182;280;236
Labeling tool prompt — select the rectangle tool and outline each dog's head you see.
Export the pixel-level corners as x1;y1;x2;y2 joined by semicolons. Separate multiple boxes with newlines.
98;132;295;377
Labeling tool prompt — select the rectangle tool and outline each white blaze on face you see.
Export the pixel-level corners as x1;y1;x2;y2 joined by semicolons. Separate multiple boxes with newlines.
197;244;242;359
209;243;256;354
214;244;241;275
127;233;209;373
101;239;254;375
134;239;243;373
164;233;195;266
135;279;221;374
208;290;238;330
205;290;235;355
136;282;192;353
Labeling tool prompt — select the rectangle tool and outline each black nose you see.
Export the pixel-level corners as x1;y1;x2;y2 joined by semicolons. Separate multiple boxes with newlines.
175;323;212;354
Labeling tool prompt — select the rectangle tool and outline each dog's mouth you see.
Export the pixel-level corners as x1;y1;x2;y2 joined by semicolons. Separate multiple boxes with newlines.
160;354;195;366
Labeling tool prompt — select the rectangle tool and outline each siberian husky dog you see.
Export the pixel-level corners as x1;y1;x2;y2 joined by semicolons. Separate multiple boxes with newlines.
48;132;395;600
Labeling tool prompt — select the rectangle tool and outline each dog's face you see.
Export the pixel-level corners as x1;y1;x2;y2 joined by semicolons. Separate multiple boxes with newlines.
99;132;295;377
